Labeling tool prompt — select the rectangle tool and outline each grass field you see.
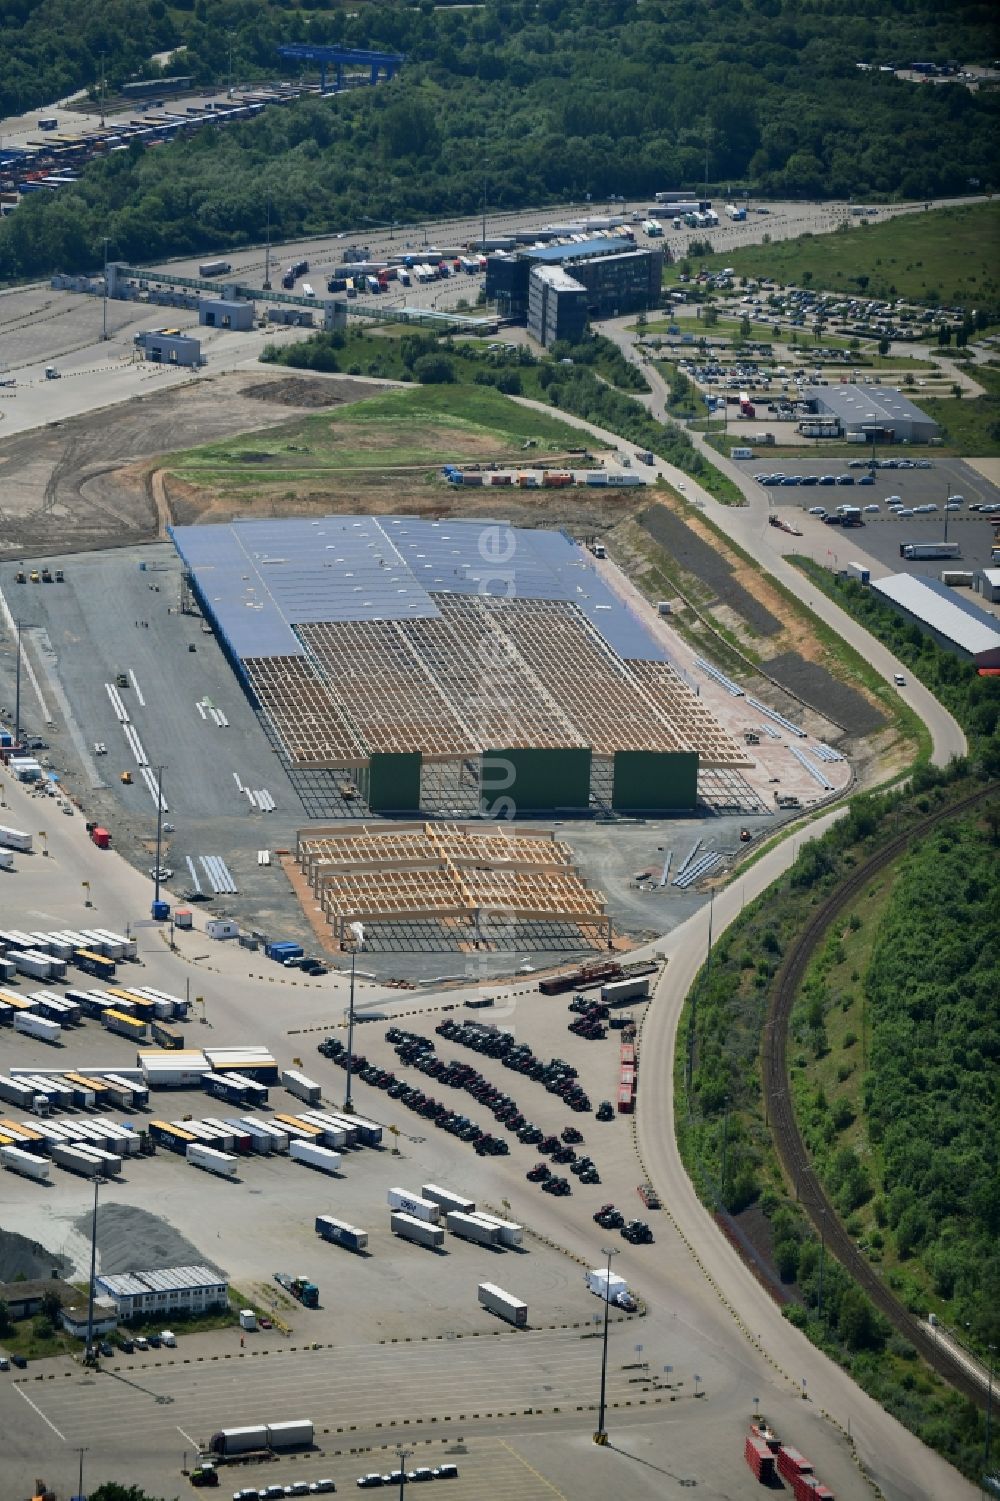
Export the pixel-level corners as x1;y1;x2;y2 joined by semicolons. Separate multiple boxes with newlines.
662;201;1000;305
167;384;597;499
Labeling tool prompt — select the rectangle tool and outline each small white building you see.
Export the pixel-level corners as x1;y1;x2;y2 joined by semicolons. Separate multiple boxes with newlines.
974;567;1000;605
60;1297;118;1339
206;918;239;941
95;1264;228;1319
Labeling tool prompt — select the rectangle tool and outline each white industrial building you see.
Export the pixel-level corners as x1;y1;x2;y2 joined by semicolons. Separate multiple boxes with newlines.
95;1264;229;1319
803;384;939;443
975;568;1000;604
871;573;1000;666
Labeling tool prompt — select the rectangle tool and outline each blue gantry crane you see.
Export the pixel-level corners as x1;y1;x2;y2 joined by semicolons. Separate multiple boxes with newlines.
277;44;405;93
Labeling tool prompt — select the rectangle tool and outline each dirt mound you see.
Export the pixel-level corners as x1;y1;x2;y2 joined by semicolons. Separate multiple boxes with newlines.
0;1229;69;1283
243;376;384;408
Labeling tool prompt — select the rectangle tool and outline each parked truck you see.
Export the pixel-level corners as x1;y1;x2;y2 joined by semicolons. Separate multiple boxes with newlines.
186;1141;238;1178
477;1282;528;1326
274;1271;319;1307
390;1211;445;1249
387;1188;441;1223
14;1011;61;1044
586;1267;635;1308
209;1425;268;1456
315;1215;368;1253
281;1068;322;1106
446;1211;503;1248
846;561;870;584
421;1183;476;1216
289;1138;342;1175
267;1418;314;1449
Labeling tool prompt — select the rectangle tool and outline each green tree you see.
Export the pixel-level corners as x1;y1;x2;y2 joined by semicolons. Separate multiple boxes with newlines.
0;1299;11;1336
877;337;890;356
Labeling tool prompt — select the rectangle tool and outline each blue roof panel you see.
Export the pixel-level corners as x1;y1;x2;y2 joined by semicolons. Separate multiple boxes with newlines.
170;516;668;665
525;237;634;264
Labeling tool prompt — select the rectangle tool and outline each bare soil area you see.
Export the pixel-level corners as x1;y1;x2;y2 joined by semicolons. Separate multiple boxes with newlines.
0;371;385;560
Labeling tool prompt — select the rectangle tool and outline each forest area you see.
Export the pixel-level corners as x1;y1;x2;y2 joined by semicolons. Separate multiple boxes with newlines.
1;0;999;280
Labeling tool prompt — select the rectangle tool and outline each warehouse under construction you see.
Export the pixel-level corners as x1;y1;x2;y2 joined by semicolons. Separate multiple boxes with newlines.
170;516;749;817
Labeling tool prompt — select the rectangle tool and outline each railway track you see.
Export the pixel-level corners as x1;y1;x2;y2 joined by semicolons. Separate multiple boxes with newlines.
762;780;998;1409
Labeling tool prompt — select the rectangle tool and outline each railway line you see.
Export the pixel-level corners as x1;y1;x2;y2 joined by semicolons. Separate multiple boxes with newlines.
762;779;998;1409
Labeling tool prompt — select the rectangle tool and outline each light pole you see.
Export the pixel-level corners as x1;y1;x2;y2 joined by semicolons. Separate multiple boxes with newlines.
396;1445;411;1500
76;1446;88;1501
85;1178;100;1364
985;1344;995;1499
152;765;166;915
344;921;364;1113
101;235;110;341
13;617;22;748
594;1243;619;1444
263;190;272;290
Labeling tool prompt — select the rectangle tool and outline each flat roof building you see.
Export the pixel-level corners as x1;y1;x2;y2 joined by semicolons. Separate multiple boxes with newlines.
871;573;1000;666
803;384;939;443
198;298;254;331
95;1264;228;1319
487;236;663;326
133;329;202;367
528;265;587;348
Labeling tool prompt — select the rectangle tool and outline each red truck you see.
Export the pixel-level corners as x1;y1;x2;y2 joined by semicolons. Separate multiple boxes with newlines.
89;826;111;849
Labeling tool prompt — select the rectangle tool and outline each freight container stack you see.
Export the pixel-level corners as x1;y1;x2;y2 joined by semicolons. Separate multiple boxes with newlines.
744;1434;776;1483
618;1037;636;1115
777;1446;816;1500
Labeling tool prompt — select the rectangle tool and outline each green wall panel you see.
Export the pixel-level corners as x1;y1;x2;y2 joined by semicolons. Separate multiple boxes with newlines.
612;751;698;812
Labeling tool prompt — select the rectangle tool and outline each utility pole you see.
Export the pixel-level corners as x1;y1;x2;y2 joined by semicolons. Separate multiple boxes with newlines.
396;1445;411;1500
85;1179;100;1364
99;52;106;128
594;1244;619;1443
984;1344;995;1500
344;921;364;1113
76;1446;88;1500
482;151;489;249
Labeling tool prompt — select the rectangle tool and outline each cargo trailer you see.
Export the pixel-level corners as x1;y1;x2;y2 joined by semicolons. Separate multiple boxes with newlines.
468;1212;523;1248
227;1117;274;1153
70;1143;122;1176
267;1419;314;1449
1;1143;51;1181
421;1183;476;1216
745;1434;776;1482
314;1112;359;1148
14;1011;61;1043
447;1211;502;1248
241;1117;288;1152
0;825;31;852
296;1113;348;1149
203;1070;253;1106
290;1138;342;1174
209;1425;268;1456
149;1120;197;1152
391;1211;445;1249
98;1071;146;1107
272;1113;324;1143
315;1215;367;1253
102;1008;148;1043
0;1074;37;1109
600;976;651;1005
8;950;58;981
51;1141;102;1176
281;1068;322;1106
477;1282;527;1326
388;1188;440;1223
186;1141;238;1177
342;1113;382;1147
222;1071;267;1107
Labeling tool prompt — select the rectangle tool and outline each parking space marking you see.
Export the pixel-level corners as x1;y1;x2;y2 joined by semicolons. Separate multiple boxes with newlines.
14;1384;66;1442
498;1436;571;1498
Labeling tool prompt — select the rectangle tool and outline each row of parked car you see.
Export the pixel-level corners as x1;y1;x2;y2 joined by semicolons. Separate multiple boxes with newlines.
757;472;874;487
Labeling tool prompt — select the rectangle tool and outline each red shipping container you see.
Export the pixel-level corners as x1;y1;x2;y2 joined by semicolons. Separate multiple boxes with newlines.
617;1085;634;1114
794;1475;820;1501
744;1434;775;1482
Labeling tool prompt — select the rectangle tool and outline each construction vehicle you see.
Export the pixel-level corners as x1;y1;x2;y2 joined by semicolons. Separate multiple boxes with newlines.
40;567;52;582
15;570;25;582
739;828;752;843
120;771;133;784
29;571;40;583
54;569;64;582
115;671;128;687
274;1271;319;1307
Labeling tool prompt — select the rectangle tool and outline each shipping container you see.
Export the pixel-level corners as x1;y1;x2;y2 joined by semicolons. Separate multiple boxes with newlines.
0;1074;38;1109
600;976;651;1005
296;1113;348;1149
209;1425;268;1456
203;1070;253;1106
199;259;232;277
391;1211;445;1249
186;1141;238;1177
272;1112;323;1143
149;1119;197;1152
900;541;960;561
0;826;32;852
223;1071;268;1107
477;1282;527;1326
267;1419;314;1450
151;1018;184;1049
8;950;57;981
777;1447;813;1484
241;1117;288;1152
74;948;116;980
744;1433;776;1482
387;1188;440;1222
315;1215;367;1253
226;1117;273;1154
846;562;870;584
421;1183;476;1216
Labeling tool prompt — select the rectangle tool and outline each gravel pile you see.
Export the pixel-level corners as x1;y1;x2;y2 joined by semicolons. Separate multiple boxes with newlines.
73;1202;223;1279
